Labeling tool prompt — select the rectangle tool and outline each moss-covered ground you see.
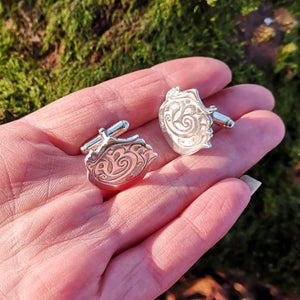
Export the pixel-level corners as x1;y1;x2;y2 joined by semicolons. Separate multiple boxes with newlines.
1;0;299;295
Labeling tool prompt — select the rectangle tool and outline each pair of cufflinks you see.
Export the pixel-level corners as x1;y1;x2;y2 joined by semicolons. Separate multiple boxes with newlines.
81;87;234;191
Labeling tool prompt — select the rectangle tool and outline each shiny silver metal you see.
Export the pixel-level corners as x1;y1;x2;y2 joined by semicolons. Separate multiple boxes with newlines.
159;87;235;155
81;121;157;190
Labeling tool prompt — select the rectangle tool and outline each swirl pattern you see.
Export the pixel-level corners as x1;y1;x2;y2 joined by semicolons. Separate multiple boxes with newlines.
159;87;213;155
85;138;156;189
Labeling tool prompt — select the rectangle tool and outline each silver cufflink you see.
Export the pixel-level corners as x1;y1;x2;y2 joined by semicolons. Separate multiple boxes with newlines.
81;121;157;190
159;87;235;155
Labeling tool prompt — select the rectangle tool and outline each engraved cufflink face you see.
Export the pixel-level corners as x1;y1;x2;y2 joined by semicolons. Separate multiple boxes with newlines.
159;87;234;155
81;121;157;190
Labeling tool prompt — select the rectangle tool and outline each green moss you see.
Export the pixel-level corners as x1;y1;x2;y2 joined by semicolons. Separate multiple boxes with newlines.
0;0;299;294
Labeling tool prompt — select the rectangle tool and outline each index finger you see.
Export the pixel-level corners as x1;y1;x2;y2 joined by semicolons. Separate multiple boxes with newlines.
24;57;231;154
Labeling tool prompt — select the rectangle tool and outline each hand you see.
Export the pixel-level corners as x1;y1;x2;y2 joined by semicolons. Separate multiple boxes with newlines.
0;57;284;299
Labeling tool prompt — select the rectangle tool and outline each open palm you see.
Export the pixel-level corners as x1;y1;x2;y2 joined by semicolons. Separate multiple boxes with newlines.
0;57;284;299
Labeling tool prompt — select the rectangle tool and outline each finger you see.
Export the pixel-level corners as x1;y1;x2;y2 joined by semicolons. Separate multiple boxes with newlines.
104;110;284;253
205;83;275;120
24;57;231;154
23;83;276;205
99;178;251;299
65;83;275;197
123;83;276;169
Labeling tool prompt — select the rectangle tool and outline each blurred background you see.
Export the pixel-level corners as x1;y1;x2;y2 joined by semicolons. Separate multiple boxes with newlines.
0;0;299;299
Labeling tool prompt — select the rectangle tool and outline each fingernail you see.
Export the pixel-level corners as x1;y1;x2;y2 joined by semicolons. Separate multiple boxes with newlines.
240;175;262;196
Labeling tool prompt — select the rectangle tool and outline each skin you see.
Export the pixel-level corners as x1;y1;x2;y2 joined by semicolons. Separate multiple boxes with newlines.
0;57;284;299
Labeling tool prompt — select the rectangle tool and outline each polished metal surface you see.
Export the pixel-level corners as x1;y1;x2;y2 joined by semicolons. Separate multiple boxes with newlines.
81;120;129;154
159;87;234;155
212;111;235;128
82;121;157;190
